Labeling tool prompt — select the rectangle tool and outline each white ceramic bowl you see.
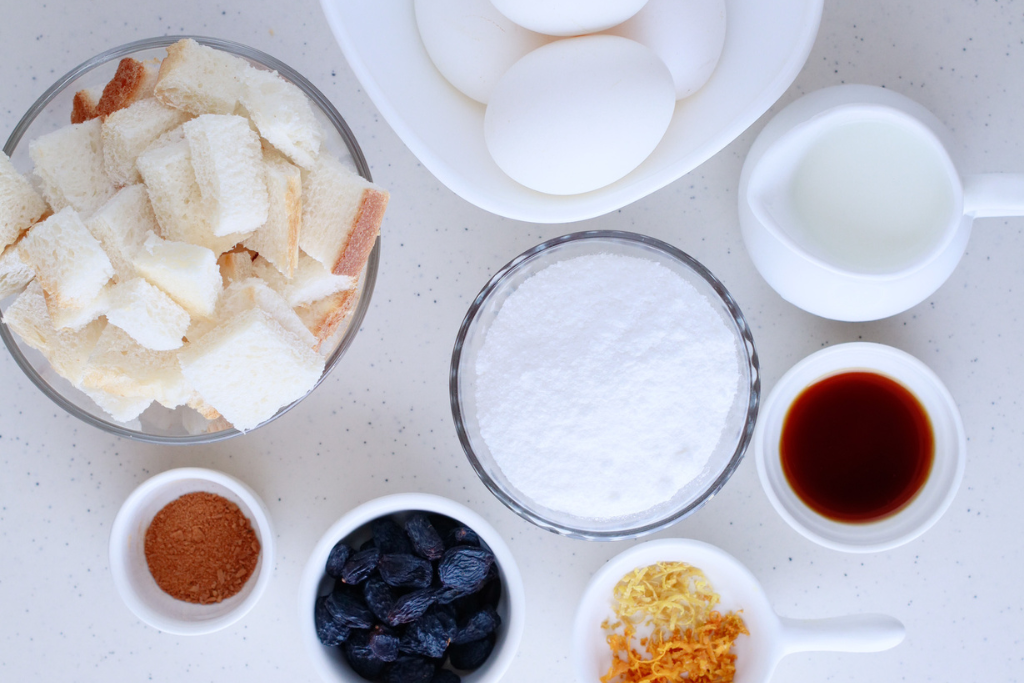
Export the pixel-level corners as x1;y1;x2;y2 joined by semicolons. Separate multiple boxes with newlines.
108;467;276;635
754;342;966;552
298;493;526;683
319;0;824;222
572;539;905;683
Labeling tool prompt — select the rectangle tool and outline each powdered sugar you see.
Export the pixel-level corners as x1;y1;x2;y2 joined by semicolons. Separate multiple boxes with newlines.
475;253;740;520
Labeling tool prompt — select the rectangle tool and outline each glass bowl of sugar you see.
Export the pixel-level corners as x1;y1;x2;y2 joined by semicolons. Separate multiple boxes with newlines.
450;231;760;541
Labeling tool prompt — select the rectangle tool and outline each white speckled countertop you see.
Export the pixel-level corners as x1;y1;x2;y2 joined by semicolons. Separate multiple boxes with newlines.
2;1;1023;681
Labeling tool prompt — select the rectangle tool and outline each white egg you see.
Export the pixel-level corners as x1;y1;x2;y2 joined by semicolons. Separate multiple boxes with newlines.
484;35;675;196
607;0;727;99
415;0;552;104
489;0;649;37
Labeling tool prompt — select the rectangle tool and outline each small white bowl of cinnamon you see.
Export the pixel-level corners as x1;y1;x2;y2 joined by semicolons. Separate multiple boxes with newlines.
108;467;275;635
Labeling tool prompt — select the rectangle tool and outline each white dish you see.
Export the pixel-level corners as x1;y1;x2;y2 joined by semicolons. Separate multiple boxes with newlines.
318;0;824;223
572;539;905;683
754;342;966;552
298;493;526;683
108;467;275;635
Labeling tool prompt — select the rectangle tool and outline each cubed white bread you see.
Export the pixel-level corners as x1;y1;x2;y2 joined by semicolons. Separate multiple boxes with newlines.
133;232;221;318
184;114;268;236
19;207;114;325
0;242;34;300
0;151;50;249
239;68;322;169
296;288;358;351
178;306;324;431
2;280;106;385
71;86;104;124
81;324;190;408
102;98;191;186
217;249;255;286
300;155;387;277
154;38;250;116
95;57;161;118
187;392;221;420
252;253;353;307
105;277;190;350
242;151;301;277
85;184;160;281
82;387;152;423
136;132;250;254
45;285;110;331
187;277;315;346
29;118;116;217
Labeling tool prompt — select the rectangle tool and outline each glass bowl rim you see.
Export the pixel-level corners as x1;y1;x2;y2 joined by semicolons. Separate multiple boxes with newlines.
449;230;761;541
0;35;380;445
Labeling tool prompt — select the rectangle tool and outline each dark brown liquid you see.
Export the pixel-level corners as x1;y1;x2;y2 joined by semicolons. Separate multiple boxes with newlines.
780;372;933;523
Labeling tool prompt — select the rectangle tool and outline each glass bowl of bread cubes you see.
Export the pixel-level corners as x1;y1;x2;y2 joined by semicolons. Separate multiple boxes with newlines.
0;36;387;443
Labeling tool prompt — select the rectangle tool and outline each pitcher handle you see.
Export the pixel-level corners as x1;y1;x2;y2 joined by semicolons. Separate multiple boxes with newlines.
778;614;905;656
963;173;1024;218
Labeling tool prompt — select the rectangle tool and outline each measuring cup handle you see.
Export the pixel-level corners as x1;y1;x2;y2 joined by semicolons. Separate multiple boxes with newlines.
963;173;1024;218
778;614;906;655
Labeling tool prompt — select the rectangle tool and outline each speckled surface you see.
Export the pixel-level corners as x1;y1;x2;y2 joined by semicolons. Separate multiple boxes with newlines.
1;0;1023;681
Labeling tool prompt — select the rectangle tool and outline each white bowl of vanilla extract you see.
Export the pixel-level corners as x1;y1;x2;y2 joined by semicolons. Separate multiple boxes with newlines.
754;342;966;553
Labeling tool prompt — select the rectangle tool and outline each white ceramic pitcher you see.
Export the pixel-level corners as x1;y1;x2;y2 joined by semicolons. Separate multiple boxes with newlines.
739;84;1024;321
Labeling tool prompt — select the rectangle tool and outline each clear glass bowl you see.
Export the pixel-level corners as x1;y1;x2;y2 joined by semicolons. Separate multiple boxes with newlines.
450;231;760;540
0;36;380;444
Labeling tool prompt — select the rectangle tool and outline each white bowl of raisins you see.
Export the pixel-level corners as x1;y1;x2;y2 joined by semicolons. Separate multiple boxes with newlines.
299;493;526;683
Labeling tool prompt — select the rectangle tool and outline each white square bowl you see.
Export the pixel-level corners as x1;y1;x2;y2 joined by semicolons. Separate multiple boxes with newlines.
319;0;823;223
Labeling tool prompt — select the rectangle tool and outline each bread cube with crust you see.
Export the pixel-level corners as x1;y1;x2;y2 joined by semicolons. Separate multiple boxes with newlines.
85;184;160;281
186;277;314;346
154;38;250;116
179;306;324;431
29;118;116;217
184;114;268;237
299;155;387;277
0;242;35;300
217;249;255;286
18;207;114;328
95;57;160;118
239;68;322;169
102;97;191;186
242;150;301;277
0;151;49;250
133;232;221;318
296;288;359;352
2;280;106;385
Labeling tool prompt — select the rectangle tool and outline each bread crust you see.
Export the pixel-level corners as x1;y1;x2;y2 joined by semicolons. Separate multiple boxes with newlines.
96;58;149;118
331;187;387;277
299;288;357;351
71;90;100;124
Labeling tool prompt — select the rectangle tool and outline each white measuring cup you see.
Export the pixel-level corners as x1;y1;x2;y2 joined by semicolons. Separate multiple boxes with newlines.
572;538;905;683
739;84;1024;321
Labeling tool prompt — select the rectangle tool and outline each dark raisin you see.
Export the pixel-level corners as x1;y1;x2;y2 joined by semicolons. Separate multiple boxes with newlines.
368;625;400;662
363;575;396;623
448;634;496;671
314;594;351;646
480;575;502;608
373;517;414;555
379;553;433;589
384;655;435;683
325;541;354;578
428;514;458;539
344;630;386;681
400;613;452;658
404;513;445;560
434;584;472;606
438;547;495;590
429;604;458;641
387;587;436;626
342;547;381;585
452;606;500;645
431;670;461;683
325;587;375;630
443;526;480;549
360;538;377;552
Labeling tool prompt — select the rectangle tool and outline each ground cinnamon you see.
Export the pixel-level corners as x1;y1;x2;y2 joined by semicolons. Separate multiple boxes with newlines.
144;491;260;604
